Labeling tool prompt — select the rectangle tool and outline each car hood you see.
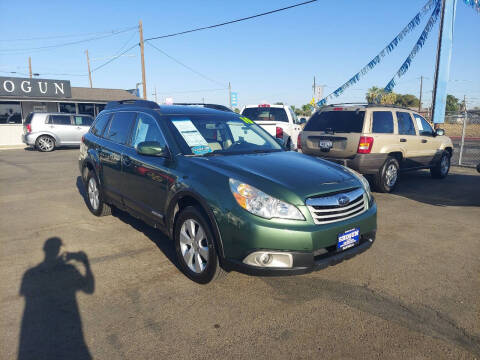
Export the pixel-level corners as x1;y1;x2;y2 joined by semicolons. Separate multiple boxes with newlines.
187;151;360;205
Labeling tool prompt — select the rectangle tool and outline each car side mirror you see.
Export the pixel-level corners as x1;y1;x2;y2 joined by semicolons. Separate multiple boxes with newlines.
300;118;307;124
275;138;286;149
435;128;445;136
136;141;169;157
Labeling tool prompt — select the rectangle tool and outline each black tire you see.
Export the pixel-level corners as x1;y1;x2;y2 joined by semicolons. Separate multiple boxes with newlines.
85;170;111;217
174;206;226;284
373;156;400;193
35;135;55;152
430;151;451;179
286;138;292;151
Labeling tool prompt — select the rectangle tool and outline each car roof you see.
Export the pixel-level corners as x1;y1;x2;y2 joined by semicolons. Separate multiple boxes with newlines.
320;103;418;112
32;112;93;116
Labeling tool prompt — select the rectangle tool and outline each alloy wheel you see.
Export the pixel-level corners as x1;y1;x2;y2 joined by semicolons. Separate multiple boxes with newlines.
179;219;209;273
441;155;450;176
38;136;54;151
385;164;398;187
88;177;99;210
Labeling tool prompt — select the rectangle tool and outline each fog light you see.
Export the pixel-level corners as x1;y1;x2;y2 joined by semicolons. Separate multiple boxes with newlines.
243;251;293;268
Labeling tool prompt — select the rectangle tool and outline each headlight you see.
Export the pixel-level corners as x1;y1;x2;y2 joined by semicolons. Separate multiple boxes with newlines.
229;179;305;220
344;167;372;203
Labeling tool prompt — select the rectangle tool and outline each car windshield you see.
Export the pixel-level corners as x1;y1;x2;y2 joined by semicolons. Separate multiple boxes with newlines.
304;110;365;133
165;113;283;156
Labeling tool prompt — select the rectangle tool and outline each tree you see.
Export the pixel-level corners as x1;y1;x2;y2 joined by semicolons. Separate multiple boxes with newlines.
365;86;397;105
446;94;460;112
301;104;313;117
395;94;419;108
274;102;284;105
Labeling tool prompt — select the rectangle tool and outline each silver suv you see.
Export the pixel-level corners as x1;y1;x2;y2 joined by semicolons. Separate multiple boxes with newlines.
22;112;94;152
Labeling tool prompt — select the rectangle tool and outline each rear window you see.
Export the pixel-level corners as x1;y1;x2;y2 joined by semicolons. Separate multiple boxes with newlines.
372;111;394;134
105;112;136;145
24;113;34;125
304;110;365;133
241;107;289;123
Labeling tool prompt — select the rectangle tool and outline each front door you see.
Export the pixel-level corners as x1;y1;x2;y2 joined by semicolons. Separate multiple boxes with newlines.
396;111;420;168
72;115;94;144
413;114;438;166
121;112;174;222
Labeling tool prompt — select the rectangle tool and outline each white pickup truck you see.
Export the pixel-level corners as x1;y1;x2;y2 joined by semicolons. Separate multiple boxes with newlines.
241;104;305;150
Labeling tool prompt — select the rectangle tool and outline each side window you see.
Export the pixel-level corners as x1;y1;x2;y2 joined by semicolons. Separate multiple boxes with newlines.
74;115;93;126
90;113;111;136
413;114;433;136
131;113;166;148
372;111;394;134
289;107;298;124
105;112;136;145
396;112;416;135
50;115;71;125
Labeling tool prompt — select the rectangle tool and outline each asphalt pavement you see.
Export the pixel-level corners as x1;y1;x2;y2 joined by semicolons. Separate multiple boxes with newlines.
0;148;479;359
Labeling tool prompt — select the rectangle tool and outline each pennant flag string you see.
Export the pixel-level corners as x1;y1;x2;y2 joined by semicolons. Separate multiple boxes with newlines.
317;0;439;106
463;0;480;12
384;1;442;93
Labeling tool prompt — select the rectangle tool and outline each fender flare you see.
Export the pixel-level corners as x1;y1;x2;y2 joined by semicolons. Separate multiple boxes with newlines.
166;189;225;259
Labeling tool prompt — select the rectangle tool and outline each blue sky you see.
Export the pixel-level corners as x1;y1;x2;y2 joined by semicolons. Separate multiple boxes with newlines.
1;0;479;108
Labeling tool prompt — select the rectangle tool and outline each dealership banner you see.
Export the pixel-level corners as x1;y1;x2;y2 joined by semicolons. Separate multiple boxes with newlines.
0;77;71;98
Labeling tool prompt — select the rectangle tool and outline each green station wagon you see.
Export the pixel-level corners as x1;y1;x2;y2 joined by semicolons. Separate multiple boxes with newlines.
79;100;377;283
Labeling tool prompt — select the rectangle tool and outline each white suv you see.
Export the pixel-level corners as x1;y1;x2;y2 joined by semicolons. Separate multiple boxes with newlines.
241;104;305;150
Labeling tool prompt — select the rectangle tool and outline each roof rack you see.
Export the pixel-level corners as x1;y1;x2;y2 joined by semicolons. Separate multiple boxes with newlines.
324;102;410;109
173;103;233;112
105;99;160;110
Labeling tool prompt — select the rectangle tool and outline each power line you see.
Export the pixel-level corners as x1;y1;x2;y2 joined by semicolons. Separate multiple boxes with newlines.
146;42;225;87
157;88;228;94
0;26;137;42
92;43;138;73
0;27;137;54
144;0;318;41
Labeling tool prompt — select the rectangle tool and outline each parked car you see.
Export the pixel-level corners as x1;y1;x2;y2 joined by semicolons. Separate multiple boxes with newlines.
22;112;94;152
241;104;305;150
79;100;377;284
300;104;454;192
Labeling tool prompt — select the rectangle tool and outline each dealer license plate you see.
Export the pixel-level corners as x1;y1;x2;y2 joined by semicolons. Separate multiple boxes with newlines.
319;140;333;151
337;228;360;251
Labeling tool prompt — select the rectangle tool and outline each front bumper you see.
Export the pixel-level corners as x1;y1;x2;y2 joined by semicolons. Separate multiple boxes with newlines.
223;231;376;276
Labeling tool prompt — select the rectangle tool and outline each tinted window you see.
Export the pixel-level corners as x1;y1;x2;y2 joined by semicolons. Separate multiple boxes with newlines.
372;111;394;134
90;113;111;136
0;101;22;124
397;112;416;135
78;103;95;117
59;103;76;114
131;114;165;148
73;115;93;126
24;113;34;125
414;114;434;136
50;115;71;125
304;110;365;133
105;112;136;144
242;107;289;123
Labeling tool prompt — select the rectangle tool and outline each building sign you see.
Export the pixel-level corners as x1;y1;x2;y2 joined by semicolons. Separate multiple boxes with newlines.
0;76;71;98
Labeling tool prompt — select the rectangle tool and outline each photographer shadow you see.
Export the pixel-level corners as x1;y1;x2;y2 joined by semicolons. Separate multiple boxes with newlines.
18;237;94;360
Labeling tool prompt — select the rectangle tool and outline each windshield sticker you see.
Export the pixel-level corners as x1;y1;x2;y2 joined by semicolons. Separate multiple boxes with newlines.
172;119;212;153
191;145;212;155
240;116;254;124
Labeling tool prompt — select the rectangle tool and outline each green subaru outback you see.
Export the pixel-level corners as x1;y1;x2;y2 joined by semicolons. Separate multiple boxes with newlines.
79;100;377;283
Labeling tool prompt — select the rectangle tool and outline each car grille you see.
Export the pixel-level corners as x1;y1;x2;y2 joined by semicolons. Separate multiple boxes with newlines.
306;187;368;225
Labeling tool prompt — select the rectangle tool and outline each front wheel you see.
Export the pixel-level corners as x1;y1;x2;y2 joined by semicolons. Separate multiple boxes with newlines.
430;151;450;179
174;206;226;284
373;156;399;193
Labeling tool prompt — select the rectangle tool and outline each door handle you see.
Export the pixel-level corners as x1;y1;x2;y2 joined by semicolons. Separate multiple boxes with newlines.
400;138;407;142
421;139;428;143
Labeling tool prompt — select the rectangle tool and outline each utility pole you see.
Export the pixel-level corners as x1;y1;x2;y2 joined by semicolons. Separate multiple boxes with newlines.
228;82;232;109
85;50;93;88
152;87;158;103
139;20;147;100
28;57;32;78
459;95;467;165
418;75;423;112
313;76;316;100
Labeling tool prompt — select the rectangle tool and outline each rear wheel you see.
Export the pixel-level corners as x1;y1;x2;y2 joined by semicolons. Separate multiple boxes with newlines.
85;170;111;216
430;151;450;179
35;135;55;152
373;156;399;193
174;206;226;284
